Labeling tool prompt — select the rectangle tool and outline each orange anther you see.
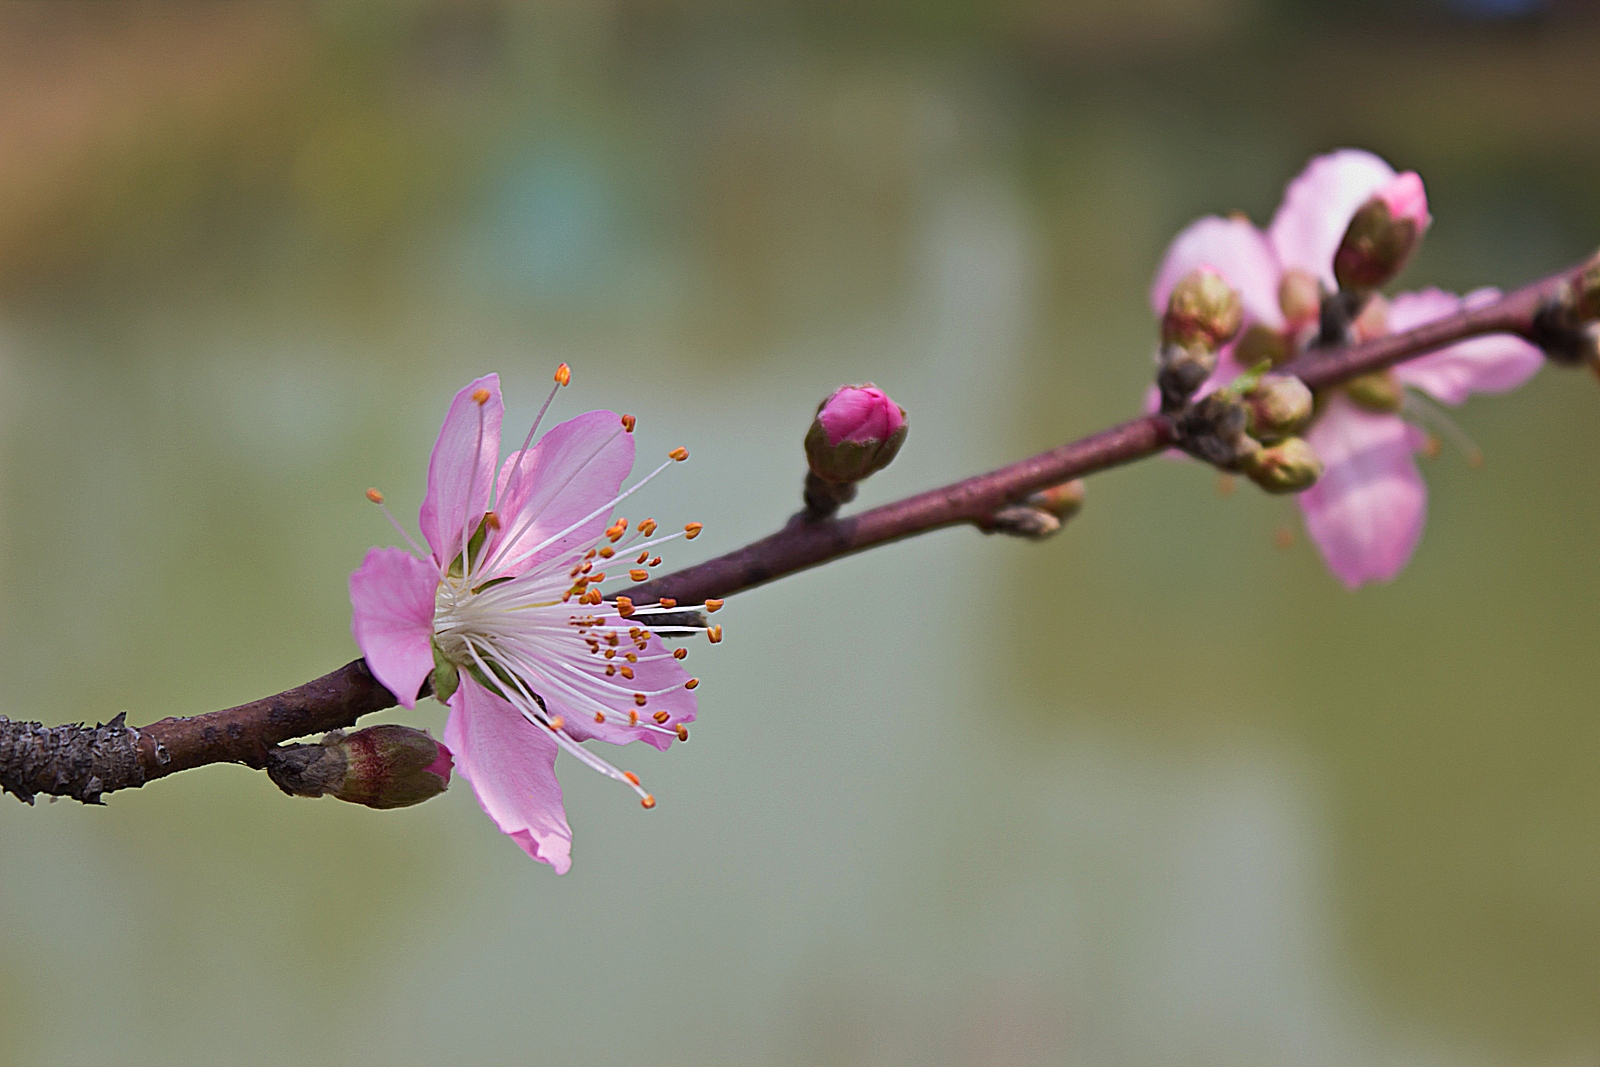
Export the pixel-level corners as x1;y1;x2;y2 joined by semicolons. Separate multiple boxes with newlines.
598;546;614;558
640;794;656;810
684;522;703;539
672;648;687;660
620;666;634;679
623;771;641;786
485;511;501;530
636;551;649;564
471;388;492;405
638;519;657;536
589;572;605;583
653;710;670;724
675;725;689;741
650;556;662;567
604;649;616;659
605;665;616;676
630;569;650;582
629;711;639;725
659;597;677;608
554;363;572;386
669;447;689;462
685;678;700;690
607;519;628;542
633;693;648;706
625;652;637;662
615;596;634;618
707;626;723;644
548;715;565;730
621;414;636;433
705;599;724;613
365;487;384;504
595;712;606;723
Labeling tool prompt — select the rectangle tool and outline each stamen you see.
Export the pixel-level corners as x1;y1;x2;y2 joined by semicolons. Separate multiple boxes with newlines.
554;363;571;386
633;693;648;706
366;488;384;504
615;596;635;618
685;678;700;690
640;795;656;809
660;598;677;608
472;388;491;405
653;711;670;724
673;648;687;660
685;523;703;539
638;519;657;536
675;725;689;741
669;447;689;462
1403;390;1484;468
705;599;724;612
630;569;650;581
707;626;723;644
621;414;636;433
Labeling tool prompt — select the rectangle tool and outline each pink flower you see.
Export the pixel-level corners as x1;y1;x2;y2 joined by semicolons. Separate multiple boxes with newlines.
1149;150;1544;587
350;374;714;872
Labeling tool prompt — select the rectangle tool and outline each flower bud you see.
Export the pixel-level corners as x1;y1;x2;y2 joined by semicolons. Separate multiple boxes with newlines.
1277;269;1322;331
1162;268;1243;350
1025;479;1085;521
265;725;452;810
1155;343;1218;412
1333;172;1430;292
1233;324;1291;370
1343;368;1404;413
1241;374;1313;442
804;384;908;485
1240;436;1323;494
978;505;1061;541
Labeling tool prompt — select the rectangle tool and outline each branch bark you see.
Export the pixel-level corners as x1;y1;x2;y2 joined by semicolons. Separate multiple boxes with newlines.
2;258;1587;803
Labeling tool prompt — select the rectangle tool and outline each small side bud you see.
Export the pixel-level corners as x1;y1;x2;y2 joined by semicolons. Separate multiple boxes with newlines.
1240;436;1323;494
1156;343;1219;412
1233;324;1292;370
1162;268;1243;350
1025;479;1085;521
979;505;1061;541
1277;269;1322;331
1240;374;1313;442
1333;172;1430;292
1343;368;1404;413
265;725;452;810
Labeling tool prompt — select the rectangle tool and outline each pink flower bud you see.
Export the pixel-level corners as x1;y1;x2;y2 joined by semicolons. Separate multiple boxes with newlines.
1333;171;1431;292
805;384;908;485
266;725;452;809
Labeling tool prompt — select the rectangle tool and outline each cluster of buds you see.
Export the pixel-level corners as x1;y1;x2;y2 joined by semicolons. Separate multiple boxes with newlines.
1175;376;1321;495
803;384;908;517
979;480;1085;541
264;725;452;809
1156;268;1243;412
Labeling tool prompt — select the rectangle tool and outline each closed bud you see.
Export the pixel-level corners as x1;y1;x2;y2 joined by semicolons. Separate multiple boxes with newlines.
1241;436;1323;494
1343;368;1404;413
804;384;907;485
1025;479;1085;521
1277;269;1322;331
1233;324;1291;370
265;725;452;810
1162;268;1243;350
1333;172;1430;292
1156;343;1218;412
1241;374;1313;442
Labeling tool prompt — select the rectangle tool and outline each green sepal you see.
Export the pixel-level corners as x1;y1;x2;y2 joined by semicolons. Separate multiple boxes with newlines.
447;514;495;579
430;642;461;704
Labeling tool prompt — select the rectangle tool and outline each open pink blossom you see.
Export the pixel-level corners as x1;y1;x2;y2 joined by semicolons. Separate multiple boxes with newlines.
1149;150;1543;587
349;373;715;872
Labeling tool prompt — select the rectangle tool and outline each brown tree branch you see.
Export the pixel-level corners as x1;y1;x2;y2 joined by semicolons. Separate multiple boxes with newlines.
1;257;1589;804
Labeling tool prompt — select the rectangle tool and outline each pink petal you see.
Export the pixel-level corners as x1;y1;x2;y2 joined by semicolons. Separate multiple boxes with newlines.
1266;150;1398;289
349;546;440;708
1150;215;1284;330
1389;288;1543;405
488;409;635;575
418;374;504;568
444;677;573;873
817;385;905;445
555;628;697;753
1298;396;1429;588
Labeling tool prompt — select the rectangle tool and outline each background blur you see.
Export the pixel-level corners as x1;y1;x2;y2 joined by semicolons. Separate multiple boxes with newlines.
0;1;1597;1065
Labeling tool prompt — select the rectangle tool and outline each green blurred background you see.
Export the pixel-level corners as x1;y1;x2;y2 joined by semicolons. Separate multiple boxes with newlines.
0;1;1597;1064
